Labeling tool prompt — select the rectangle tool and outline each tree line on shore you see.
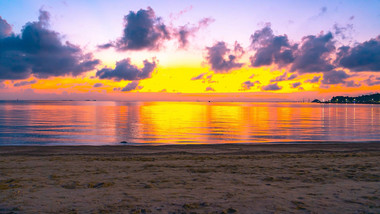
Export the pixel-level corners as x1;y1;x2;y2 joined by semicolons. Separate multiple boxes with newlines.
312;93;380;104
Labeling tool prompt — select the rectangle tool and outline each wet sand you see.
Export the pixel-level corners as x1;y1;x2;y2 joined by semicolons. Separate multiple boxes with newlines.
0;143;379;213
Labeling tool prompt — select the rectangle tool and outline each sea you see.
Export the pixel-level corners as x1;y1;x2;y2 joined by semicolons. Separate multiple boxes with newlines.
0;101;379;145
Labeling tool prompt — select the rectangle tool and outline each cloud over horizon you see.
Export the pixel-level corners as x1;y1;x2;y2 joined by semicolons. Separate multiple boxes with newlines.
13;79;37;87
262;82;282;91
96;58;156;81
122;81;141;92
241;80;260;90
321;70;349;85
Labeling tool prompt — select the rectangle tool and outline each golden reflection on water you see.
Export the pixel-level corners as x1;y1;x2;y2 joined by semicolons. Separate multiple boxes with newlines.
139;102;207;143
0;101;379;145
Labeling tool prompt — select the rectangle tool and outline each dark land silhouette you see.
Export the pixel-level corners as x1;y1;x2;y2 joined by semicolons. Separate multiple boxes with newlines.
312;93;380;104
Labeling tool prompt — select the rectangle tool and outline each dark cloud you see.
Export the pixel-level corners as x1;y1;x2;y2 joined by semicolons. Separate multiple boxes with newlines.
270;73;297;82
96;58;156;81
233;41;245;58
0;10;100;80
97;43;113;49
262;82;282;91
13;79;37;87
114;7;170;50
93;83;103;88
100;7;213;50
250;25;295;67
270;72;288;82
205;86;215;91
191;72;207;80
241;80;260;90
121;81;141;92
291;82;301;88
202;74;215;84
306;76;321;83
344;80;361;87
290;32;335;73
176;17;214;48
0;16;12;38
206;41;244;73
321;70;349;84
337;36;380;72
287;74;297;80
177;27;190;48
365;75;380;86
250;24;273;49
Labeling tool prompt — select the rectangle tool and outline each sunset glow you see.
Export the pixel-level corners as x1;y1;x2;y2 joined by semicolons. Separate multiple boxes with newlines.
0;0;379;101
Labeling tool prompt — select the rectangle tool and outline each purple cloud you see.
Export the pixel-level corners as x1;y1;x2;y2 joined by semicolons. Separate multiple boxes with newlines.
321;70;349;84
93;83;103;88
113;7;170;51
0;10;100;80
365;75;380;86
13;79;37;87
287;74;297;80
176;17;214;48
306;76;321;83
336;36;380;72
191;73;207;80
333;23;353;40
0;16;12;38
291;82;301;88
241;80;260;90
250;24;296;67
291;32;335;73
121;81;141;92
205;86;215;91
270;72;288;82
344;80;361;87
262;82;282;91
205;41;244;73
96;58;156;81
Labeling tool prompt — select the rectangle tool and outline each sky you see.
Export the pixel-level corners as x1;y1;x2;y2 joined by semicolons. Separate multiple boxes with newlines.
0;0;379;101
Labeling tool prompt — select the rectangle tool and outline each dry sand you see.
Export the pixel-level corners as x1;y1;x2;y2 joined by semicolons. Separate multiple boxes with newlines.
0;143;379;213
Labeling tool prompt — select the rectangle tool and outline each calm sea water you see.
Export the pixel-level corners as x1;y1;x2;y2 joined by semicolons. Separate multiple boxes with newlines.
0;101;379;145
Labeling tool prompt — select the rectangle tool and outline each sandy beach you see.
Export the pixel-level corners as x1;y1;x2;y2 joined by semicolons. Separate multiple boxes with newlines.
1;143;379;213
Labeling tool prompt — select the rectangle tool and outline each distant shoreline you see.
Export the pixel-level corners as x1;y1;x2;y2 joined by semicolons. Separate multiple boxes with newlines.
318;102;380;104
312;93;380;104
